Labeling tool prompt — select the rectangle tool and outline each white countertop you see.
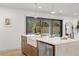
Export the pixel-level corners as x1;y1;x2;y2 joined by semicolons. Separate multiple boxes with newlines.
22;34;79;46
22;34;40;47
37;37;79;45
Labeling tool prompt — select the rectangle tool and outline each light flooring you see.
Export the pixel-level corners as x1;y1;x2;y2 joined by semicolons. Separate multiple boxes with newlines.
0;49;24;56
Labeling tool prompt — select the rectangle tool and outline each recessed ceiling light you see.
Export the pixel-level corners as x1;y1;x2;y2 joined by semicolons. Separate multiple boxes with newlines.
50;11;56;14
38;6;42;8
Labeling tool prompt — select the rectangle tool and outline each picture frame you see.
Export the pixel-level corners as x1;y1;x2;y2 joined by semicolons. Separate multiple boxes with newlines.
4;18;12;27
5;18;11;25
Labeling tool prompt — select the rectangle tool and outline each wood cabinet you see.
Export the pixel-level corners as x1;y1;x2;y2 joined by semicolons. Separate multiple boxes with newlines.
26;44;32;56
31;45;37;56
21;36;27;55
26;44;37;56
21;36;37;56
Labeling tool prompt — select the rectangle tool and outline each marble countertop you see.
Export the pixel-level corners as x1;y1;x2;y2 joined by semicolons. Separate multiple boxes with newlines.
37;37;79;45
22;34;79;46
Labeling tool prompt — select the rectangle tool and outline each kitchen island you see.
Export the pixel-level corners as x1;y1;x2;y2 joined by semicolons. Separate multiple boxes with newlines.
21;35;79;56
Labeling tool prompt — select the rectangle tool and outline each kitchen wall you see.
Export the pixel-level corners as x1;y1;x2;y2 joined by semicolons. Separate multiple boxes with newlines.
0;7;25;51
0;6;78;51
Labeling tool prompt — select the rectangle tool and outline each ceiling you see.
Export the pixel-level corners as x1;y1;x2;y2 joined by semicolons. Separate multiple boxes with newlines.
0;3;79;17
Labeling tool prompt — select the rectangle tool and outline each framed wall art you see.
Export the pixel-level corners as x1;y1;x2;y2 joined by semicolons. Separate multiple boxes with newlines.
4;18;12;27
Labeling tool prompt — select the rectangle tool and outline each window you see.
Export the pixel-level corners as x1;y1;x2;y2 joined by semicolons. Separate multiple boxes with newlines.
26;16;62;37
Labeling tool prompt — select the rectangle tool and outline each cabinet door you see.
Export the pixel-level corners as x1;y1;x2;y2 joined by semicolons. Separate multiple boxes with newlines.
21;36;37;56
27;44;37;56
38;41;53;56
46;44;53;56
31;46;37;56
21;36;25;53
21;36;27;55
26;44;32;56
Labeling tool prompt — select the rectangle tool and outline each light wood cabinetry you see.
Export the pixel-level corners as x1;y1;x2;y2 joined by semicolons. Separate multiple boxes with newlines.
27;44;37;56
31;46;37;56
21;36;37;56
21;36;27;55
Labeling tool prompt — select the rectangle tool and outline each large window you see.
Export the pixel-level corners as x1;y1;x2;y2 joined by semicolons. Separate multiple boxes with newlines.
26;16;63;37
51;21;61;37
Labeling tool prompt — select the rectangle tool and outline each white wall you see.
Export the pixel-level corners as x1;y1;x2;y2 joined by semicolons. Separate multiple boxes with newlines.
0;7;25;51
0;7;78;51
